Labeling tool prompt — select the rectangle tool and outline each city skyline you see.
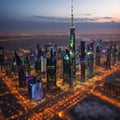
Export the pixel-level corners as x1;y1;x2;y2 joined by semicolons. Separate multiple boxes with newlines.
0;1;120;119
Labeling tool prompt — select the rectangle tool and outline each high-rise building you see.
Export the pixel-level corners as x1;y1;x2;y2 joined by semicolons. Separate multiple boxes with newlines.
40;56;46;73
80;41;86;82
14;51;26;87
87;43;94;78
0;46;4;70
35;59;41;73
63;49;71;83
5;57;12;75
118;48;120;61
57;59;63;79
112;45;117;65
95;40;102;66
47;48;56;90
36;44;43;59
24;56;31;74
95;45;101;66
105;47;111;69
45;43;53;53
69;0;76;86
56;48;63;79
18;66;26;87
30;48;36;69
28;76;43;101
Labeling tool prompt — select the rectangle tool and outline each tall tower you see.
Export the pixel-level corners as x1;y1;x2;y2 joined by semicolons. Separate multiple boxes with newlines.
69;0;75;53
69;0;76;86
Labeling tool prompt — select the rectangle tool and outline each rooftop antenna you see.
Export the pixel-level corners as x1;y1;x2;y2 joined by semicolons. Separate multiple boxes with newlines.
71;0;74;27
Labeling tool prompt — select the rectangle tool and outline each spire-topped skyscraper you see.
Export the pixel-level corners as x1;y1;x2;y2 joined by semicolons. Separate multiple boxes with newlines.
69;0;75;53
69;0;76;86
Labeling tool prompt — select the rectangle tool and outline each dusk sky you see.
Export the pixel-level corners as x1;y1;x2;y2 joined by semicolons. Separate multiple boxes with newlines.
0;0;120;34
0;0;120;22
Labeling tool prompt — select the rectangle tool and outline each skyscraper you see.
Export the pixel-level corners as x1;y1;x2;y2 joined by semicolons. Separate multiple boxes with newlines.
112;45;117;65
95;45;101;66
105;47;111;69
14;51;26;87
69;0;76;86
30;48;36;69
80;41;86;82
28;76;43;101
47;48;56;91
87;43;94;78
118;48;120;61
63;49;71;84
0;46;4;71
95;40;102;66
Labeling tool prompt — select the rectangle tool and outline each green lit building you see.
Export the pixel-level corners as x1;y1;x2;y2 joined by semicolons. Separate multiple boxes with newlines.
69;0;76;86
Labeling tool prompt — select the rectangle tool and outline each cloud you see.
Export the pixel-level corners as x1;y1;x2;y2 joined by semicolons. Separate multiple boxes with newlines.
101;17;113;19
28;15;117;23
110;21;116;23
76;13;92;17
28;16;70;22
85;13;91;16
75;17;99;22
